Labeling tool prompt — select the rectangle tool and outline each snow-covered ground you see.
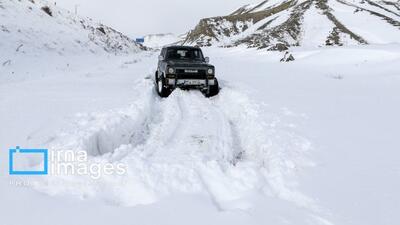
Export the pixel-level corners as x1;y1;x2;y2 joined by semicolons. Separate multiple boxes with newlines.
1;43;400;225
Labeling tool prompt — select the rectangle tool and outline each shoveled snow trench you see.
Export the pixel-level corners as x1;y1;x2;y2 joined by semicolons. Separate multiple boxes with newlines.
30;75;329;223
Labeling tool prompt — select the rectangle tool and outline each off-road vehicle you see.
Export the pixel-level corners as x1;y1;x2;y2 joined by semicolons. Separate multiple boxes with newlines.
155;46;219;97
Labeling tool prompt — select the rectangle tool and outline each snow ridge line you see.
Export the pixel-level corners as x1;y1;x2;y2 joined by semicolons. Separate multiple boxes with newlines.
337;0;400;28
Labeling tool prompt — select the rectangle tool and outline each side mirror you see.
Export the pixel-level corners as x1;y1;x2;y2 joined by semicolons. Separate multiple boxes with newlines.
158;55;164;61
205;57;210;63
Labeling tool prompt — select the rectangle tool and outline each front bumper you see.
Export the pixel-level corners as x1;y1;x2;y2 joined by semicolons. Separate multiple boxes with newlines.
167;78;216;87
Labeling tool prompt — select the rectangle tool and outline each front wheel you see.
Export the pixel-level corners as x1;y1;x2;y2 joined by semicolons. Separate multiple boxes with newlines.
205;79;219;98
156;74;172;98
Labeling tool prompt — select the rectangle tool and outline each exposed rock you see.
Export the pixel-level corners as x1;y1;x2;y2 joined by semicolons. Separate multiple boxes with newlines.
41;5;52;17
280;52;295;62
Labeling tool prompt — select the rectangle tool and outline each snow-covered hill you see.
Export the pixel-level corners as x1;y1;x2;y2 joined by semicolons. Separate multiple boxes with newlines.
0;0;145;84
183;0;400;50
0;0;143;57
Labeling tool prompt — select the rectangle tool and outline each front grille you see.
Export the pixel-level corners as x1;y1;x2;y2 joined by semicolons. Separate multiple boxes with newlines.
176;69;206;79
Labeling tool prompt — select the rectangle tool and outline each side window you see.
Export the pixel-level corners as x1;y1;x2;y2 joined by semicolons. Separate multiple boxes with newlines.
161;48;166;58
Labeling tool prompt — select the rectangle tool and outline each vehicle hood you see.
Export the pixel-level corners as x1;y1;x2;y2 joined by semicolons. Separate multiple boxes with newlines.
167;60;213;68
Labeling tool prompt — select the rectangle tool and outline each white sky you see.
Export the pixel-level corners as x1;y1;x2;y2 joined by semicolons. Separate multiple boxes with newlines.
51;0;261;37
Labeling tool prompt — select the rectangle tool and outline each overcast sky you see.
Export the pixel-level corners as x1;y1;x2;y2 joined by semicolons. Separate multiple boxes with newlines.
51;0;260;37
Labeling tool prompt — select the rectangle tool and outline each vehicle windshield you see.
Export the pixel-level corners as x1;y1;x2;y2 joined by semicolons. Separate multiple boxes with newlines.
166;48;204;61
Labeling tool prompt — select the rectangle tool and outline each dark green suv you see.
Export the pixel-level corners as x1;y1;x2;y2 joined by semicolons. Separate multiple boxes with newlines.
155;46;219;97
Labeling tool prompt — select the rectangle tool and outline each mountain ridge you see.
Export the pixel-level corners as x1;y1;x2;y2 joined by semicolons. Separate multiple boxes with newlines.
183;0;400;50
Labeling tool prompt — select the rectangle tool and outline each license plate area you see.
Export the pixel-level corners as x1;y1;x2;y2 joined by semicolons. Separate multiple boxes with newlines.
177;80;205;85
184;80;202;85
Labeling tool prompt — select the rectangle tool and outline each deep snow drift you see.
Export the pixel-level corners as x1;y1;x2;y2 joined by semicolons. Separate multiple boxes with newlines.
30;78;315;212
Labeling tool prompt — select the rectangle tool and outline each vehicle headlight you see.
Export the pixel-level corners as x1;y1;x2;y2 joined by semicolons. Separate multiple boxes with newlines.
168;68;175;74
207;68;214;75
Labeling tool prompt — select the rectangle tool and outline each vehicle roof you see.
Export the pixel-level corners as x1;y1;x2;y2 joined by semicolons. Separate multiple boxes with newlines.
164;45;201;50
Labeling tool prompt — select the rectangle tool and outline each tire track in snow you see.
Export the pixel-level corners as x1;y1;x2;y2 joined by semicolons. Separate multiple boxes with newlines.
30;77;333;224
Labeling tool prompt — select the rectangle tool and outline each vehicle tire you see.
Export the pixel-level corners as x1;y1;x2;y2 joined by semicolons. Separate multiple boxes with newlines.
206;79;219;98
156;73;172;98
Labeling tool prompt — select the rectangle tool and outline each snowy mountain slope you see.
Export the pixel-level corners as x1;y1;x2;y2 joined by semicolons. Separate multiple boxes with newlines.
0;0;145;84
183;0;400;50
0;0;143;57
